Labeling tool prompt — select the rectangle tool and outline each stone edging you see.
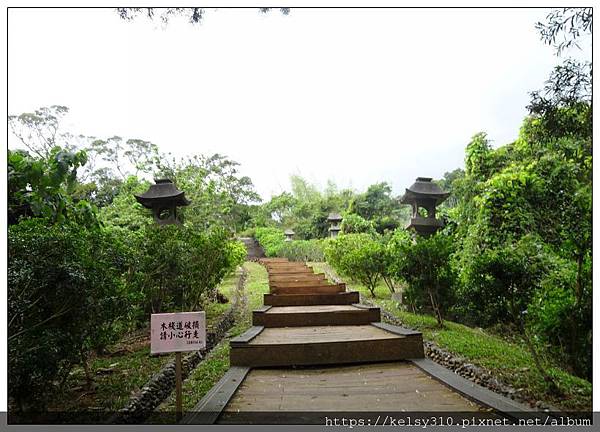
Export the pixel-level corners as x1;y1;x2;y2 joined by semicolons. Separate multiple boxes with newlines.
110;268;247;424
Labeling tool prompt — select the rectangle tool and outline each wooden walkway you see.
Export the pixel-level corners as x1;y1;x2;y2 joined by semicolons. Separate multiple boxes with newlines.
183;258;532;424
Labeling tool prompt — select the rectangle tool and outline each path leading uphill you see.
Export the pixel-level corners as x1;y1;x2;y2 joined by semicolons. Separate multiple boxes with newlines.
183;258;532;424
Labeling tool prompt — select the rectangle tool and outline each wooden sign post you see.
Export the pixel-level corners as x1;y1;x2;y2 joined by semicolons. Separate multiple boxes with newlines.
151;311;206;422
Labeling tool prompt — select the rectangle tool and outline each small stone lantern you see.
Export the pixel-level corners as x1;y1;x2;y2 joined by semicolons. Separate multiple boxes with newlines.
400;177;449;236
284;229;295;242
134;179;190;225
327;212;343;238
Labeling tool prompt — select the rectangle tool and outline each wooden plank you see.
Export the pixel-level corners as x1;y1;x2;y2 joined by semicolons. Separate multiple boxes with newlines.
269;273;327;280
220;362;486;418
229;326;264;346
230;326;424;367
371;321;423;337
411;358;534;417
270;280;335;288
181;366;250;424
269;277;331;287
230;338;424;367
263;291;360;306
270;285;345;295
267;269;314;275
251;325;399;344
253;305;380;327
267;305;360;313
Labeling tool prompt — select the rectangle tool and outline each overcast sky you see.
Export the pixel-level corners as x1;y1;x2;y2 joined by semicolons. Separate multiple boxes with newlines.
7;8;591;200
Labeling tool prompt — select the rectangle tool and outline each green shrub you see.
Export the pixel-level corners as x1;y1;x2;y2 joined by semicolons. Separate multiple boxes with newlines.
254;227;285;257
388;230;455;326
528;257;592;379
341;213;376;234
277;239;326;262
131;225;243;313
8;219;130;410
325;233;387;296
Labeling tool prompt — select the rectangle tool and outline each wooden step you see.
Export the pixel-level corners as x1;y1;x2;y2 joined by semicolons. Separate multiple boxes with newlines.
260;258;289;263
270;279;334;288
270;284;346;295
253;304;381;327
267;270;315;276
230;324;424;367
269;274;327;282
264;291;360;306
266;267;311;273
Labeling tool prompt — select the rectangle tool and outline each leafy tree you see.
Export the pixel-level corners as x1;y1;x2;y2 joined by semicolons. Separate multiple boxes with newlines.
98;176;152;231
8;147;95;225
325;233;387;297
341;213;376;235
535;8;592;55
9;219;130;409
8;105;71;158
88;136;159;180
117;7;290;24
156;153;260;232
131;224;244;313
348;182;405;234
464;236;562;393
389;231;455;326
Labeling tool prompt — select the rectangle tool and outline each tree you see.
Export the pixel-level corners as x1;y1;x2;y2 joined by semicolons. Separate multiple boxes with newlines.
8;106;71;159
535;8;592;55
465;236;562;394
8;147;96;226
117;7;290;24
89;136;159;180
341;213;375;235
325;233;387;297
348;182;405;234
389;231;455;326
156;153;260;232
9;219;130;408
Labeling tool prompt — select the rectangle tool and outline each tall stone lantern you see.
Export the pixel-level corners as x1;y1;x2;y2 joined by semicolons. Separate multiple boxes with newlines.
284;229;295;242
400;177;449;236
134;179;190;225
327;212;343;238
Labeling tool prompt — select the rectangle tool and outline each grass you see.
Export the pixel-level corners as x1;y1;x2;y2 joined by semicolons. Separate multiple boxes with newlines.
50;267;246;414
309;262;592;412
152;262;269;420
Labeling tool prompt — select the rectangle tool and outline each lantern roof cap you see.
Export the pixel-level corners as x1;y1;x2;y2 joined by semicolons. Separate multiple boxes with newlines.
134;179;190;209
400;177;449;205
284;229;295;235
327;212;343;222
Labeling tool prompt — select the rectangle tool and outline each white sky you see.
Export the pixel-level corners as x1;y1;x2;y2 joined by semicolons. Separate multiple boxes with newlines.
7;8;591;200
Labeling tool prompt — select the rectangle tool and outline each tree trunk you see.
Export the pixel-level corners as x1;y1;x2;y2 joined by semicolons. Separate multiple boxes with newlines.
382;275;395;294
428;286;443;327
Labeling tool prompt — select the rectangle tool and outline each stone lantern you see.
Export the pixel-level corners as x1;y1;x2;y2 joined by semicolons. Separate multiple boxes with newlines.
327;212;343;238
284;229;295;242
134;179;190;225
400;177;449;236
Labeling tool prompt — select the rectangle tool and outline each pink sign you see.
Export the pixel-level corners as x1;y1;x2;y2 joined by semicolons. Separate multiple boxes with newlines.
150;311;206;354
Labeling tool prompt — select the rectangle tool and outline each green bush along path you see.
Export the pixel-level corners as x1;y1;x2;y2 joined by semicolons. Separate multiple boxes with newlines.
309;262;591;413
49;265;252;414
